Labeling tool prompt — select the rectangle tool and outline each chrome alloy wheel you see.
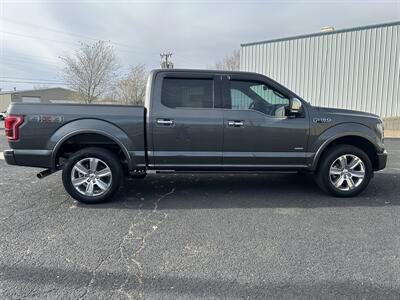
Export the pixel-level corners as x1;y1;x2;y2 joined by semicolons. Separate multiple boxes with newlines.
329;154;366;191
70;158;112;197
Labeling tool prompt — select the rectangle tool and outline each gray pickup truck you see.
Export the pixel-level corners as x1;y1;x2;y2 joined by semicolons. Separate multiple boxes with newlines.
4;69;387;203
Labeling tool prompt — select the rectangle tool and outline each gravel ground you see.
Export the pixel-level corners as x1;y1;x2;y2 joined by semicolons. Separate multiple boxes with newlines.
0;134;399;299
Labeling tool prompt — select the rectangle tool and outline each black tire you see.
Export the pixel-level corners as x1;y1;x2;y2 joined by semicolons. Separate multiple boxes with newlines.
62;147;123;204
316;145;373;197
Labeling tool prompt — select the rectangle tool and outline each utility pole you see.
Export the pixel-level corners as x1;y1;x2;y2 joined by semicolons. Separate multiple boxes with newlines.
160;52;174;69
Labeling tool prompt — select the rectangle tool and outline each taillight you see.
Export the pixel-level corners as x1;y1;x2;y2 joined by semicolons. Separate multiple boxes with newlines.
5;115;24;141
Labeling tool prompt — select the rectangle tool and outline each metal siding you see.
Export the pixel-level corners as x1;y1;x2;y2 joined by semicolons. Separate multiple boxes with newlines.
394;25;400;117
240;23;400;117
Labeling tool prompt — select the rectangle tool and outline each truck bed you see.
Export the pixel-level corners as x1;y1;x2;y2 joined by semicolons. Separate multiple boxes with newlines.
6;103;146;169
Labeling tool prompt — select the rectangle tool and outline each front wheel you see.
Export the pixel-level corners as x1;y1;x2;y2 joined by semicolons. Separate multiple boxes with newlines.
62;147;123;204
316;145;373;197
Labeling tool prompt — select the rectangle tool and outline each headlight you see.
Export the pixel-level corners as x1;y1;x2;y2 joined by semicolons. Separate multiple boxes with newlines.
376;122;384;137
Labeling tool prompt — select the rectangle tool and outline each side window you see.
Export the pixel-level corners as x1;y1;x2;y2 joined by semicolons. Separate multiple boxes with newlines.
229;80;290;117
161;78;213;109
230;89;253;110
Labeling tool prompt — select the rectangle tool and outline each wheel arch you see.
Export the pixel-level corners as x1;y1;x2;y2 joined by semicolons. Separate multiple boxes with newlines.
49;119;134;170
310;124;381;171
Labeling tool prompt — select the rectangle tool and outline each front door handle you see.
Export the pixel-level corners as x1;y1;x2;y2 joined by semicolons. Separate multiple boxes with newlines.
157;119;174;126
228;120;244;127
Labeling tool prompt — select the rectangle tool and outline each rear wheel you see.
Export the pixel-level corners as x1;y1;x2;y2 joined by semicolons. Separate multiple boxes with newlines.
62;147;123;204
316;145;373;197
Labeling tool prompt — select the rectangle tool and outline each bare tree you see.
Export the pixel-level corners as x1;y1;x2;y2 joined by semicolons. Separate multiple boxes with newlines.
60;41;118;104
214;49;240;71
112;64;147;105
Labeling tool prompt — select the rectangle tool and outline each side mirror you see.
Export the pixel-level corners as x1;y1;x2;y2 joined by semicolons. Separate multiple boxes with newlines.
289;98;302;115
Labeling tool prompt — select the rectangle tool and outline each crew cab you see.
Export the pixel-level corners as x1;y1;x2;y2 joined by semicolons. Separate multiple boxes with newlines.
4;69;387;203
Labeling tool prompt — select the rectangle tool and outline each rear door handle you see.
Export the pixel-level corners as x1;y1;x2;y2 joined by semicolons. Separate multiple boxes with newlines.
228;120;244;127
156;119;174;126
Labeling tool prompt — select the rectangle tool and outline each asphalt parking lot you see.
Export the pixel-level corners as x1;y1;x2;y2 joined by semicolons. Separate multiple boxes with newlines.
1;128;400;299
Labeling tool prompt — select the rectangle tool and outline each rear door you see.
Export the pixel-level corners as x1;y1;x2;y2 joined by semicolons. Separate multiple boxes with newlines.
222;74;309;169
150;72;223;169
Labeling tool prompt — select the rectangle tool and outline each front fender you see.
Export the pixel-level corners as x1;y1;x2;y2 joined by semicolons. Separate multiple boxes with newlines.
309;122;382;170
48;119;134;170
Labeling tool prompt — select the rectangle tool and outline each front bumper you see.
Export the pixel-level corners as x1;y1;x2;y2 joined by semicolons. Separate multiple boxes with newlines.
3;149;53;169
376;150;388;171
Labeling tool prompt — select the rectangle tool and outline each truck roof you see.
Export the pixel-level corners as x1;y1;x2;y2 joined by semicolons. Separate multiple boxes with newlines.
150;68;263;77
148;69;294;99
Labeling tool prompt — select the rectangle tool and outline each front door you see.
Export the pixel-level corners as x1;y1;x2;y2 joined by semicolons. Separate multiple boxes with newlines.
222;75;309;169
151;73;223;169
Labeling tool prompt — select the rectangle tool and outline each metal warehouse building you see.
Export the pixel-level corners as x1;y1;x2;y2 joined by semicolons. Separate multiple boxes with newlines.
240;22;399;118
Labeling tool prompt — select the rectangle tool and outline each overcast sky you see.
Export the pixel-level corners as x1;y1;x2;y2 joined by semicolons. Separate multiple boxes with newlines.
0;0;399;91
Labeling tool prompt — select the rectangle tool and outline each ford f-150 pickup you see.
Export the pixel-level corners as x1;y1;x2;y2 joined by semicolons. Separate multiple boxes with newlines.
4;69;387;203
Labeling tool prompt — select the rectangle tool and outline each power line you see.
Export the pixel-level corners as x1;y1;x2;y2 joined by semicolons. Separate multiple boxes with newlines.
1;53;62;65
0;80;64;85
1;18;202;67
0;18;155;53
1;18;100;42
0;76;62;82
1;21;207;74
174;54;205;68
1;31;80;46
1;59;61;69
0;76;65;85
0;21;161;57
1;29;164;61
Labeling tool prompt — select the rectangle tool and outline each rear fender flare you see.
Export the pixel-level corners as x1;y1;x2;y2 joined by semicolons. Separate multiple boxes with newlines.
48;119;133;170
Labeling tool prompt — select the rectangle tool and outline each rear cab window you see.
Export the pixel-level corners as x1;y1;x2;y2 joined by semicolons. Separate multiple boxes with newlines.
161;78;214;109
